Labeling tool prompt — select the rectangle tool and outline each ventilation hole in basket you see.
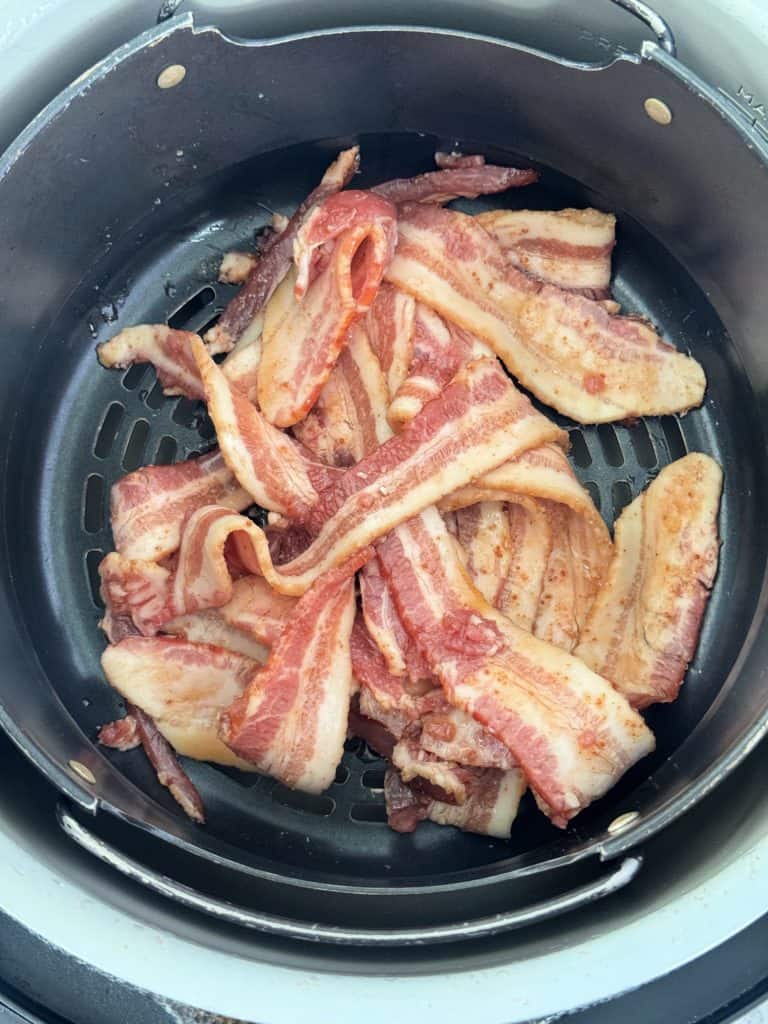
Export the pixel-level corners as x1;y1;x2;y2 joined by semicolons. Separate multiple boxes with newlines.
153;435;177;466
350;802;388;824
122;419;150;472
197;413;216;441
145;377;166;410
172;397;197;428
271;785;334;817
628;420;657;468
584;481;601;512
122;364;147;391
83;475;105;533
660;416;687;460
362;768;386;790
168;286;216;330
334;764;350;785
597;424;624;467
568;429;592;469
611;480;634;519
355;742;385;764
199;311;222;337
85;549;105;608
344;736;363;754
94;402;125;458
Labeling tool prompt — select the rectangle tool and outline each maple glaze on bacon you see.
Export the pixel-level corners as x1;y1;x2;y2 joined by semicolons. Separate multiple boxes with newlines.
110;450;251;563
206;146;360;353
256;192;397;427
476;207;616;298
220;562;358;792
377;507;655;827
576;453;722;708
386;204;706;423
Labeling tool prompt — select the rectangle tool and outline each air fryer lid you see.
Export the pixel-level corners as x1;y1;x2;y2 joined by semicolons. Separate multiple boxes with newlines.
1;10;767;940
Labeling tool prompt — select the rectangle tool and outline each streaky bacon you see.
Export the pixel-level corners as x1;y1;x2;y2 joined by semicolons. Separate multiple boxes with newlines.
101;637;260;782
97;326;205;399
453;501;513;606
257;193;398;427
377;506;655;827
391;732;482;804
497;498;553;630
384;766;525;838
205;146;360;352
191;337;319;518
364;283;416;400
110;450;250;563
219;561;359;792
476;207;616;298
372;154;538;205
98;715;140;751
575;453;722;708
385;204;705;423
131;705;207;823
418;705;516;769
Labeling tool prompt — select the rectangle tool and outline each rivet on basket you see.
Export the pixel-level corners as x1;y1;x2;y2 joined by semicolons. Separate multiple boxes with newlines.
68;759;96;785
157;64;187;90
607;810;640;834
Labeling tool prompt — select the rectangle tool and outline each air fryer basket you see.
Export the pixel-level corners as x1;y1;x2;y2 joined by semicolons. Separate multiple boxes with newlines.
1;5;768;942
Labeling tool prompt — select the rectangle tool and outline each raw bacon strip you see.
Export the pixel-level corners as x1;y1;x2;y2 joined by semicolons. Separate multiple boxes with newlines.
476;208;616;298
377;507;655;827
100;553;171;641
372;155;538;205
388;304;490;429
163;609;269;663
419;706;516;770
131;705;207;823
384;766;525;838
391;733;480;804
219;562;357;792
359;558;411;677
497;498;554;630
205;146;360;352
364;283;415;400
98;715;140;751
257;192;398;427
533;502;584;652
110;450;251;563
98;326;204;400
191;337;319;518
101;637;259;776
575;453;722;708
385;204;705;423
453;501;513;605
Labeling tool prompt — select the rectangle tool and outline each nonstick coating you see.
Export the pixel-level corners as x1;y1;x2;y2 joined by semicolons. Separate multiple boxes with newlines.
5;131;752;880
1;23;768;917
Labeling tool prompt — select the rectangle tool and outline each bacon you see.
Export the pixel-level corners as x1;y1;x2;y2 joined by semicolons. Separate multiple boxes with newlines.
377;507;655;827
130;705;207;823
372;155;538;205
453;501;513;605
476;207;616;298
419;706;516;769
385;204;705;423
219;562;357;792
110;450;251;563
257;193;398;427
497;498;554;630
98;715;140;751
205;146;360;352
100;552;172;640
191;337;319;518
388;304;490;429
101;637;259;786
384;766;525;838
359;559;411;677
575;453;722;708
218;251;258;284
364;283;415;400
97;326;205;399
391;732;480;804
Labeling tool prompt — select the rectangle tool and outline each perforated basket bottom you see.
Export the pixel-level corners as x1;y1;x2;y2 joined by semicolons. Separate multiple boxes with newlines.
18;136;748;881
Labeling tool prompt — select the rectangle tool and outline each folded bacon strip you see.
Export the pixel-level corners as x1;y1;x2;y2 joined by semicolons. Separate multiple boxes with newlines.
256;192;398;427
496;499;553;630
110;450;251;563
364;283;416;401
372;153;538;205
575;453;722;708
205;146;360;353
476;208;616;298
384;766;525;838
377;507;655;827
453;500;514;606
219;562;357;792
386;204;705;423
98;326;205;399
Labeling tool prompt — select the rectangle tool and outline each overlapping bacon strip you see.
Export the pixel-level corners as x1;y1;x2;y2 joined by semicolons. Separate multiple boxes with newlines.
476;207;616;299
377;507;655;827
257;192;398;426
575;453;722;708
372;152;538;205
386;204;705;423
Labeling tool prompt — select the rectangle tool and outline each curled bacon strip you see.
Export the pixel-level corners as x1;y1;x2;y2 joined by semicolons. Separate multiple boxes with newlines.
257;192;398;427
372;153;538;205
97;326;204;400
205;146;360;352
